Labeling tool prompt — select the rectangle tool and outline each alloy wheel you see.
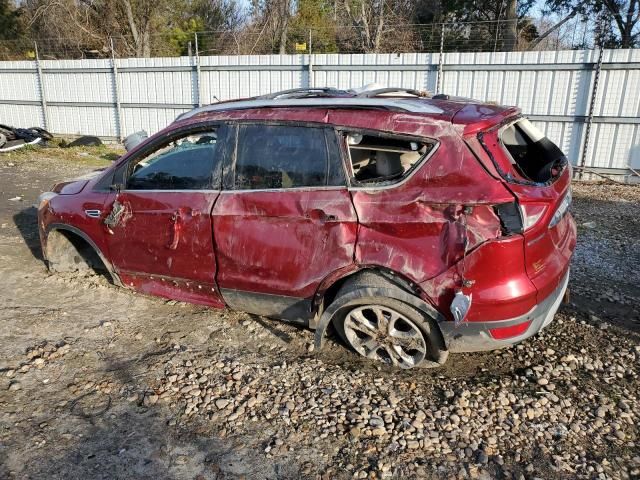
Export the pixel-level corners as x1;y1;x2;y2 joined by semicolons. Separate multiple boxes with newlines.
343;304;427;368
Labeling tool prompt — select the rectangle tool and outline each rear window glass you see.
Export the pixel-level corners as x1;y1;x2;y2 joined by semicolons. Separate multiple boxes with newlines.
500;119;565;183
235;125;343;190
345;133;431;185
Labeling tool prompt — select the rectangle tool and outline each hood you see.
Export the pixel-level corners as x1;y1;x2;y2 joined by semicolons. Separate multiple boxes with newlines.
52;169;103;195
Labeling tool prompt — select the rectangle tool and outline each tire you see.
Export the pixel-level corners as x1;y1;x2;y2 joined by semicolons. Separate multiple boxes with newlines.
330;272;445;368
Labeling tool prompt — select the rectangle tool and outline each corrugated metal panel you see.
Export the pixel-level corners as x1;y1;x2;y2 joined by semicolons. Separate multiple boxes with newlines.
0;104;43;128
0;71;40;102
0;49;638;170
42;59;113;103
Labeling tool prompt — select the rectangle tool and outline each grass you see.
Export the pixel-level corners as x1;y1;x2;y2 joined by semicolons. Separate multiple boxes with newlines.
2;142;123;168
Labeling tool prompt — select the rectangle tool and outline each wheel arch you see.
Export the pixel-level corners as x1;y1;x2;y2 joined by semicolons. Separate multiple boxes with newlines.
313;266;449;364
45;224;121;286
313;265;436;319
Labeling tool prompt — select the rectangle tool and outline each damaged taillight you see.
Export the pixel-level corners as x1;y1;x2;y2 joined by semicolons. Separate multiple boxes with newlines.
493;202;523;235
519;203;548;231
548;188;572;228
494;201;550;235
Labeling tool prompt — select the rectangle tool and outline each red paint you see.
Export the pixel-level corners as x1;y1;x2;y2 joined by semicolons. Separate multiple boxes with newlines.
212;189;357;298
37;92;576;352
104;190;224;307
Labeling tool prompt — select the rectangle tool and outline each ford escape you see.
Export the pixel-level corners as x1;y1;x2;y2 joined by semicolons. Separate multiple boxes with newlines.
37;87;576;368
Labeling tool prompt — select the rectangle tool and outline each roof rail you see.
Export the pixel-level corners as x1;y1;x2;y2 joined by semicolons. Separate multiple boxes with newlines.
175;97;444;121
257;88;349;99
354;87;431;98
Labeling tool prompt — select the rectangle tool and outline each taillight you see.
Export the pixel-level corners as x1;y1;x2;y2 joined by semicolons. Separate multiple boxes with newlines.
549;188;572;228
519;204;548;231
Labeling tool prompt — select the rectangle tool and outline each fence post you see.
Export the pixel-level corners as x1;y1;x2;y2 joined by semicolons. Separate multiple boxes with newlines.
308;30;314;89
33;42;49;131
110;38;124;142
578;23;605;178
436;23;445;94
195;33;203;107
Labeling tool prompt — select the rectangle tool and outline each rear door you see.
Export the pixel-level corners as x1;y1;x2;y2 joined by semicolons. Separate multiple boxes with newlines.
104;124;232;307
212;122;357;322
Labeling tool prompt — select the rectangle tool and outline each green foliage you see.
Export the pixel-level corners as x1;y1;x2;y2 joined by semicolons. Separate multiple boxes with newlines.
165;18;205;56
0;0;22;40
290;0;337;52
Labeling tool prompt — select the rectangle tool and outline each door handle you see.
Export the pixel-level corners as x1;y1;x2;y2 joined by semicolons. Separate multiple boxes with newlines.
306;209;338;223
85;209;101;218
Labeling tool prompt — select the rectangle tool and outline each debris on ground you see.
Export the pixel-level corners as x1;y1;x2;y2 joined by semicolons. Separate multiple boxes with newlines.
0;124;53;153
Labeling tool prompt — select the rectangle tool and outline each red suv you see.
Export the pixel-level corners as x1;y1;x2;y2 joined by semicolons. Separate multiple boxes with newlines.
37;87;576;368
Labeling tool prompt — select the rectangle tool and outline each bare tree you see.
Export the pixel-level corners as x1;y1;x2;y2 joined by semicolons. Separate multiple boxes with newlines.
504;0;518;50
343;0;386;52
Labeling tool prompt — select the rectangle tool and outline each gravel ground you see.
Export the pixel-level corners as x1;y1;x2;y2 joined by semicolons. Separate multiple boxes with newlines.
0;146;639;480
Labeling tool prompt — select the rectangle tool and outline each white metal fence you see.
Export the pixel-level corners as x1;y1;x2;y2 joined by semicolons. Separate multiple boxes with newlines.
1;49;639;173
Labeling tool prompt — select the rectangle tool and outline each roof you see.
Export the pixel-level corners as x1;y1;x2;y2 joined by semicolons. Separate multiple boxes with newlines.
175;88;520;133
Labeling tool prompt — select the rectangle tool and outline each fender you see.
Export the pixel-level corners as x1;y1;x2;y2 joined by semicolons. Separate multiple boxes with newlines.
313;285;449;364
46;223;122;286
312;264;429;315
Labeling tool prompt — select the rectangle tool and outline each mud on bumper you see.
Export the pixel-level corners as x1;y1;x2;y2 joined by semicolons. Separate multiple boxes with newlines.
440;269;570;353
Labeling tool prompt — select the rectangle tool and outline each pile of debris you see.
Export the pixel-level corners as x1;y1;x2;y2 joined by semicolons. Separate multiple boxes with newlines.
0;124;52;152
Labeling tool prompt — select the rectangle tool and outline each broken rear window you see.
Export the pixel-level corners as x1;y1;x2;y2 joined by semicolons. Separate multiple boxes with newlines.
500;119;565;183
344;132;432;185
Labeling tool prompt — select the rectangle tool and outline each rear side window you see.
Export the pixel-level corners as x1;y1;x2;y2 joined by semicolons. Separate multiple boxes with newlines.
234;124;344;190
500;119;565;183
344;132;432;185
127;130;220;190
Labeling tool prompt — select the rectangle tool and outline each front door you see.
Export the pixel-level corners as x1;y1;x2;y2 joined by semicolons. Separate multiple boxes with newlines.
213;123;357;322
104;124;230;307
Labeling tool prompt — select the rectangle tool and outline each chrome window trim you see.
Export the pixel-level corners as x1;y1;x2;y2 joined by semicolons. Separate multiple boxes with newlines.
218;186;347;194
120;189;221;193
346;140;441;192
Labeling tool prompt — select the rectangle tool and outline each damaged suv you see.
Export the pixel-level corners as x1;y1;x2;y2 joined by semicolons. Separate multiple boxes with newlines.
37;87;576;368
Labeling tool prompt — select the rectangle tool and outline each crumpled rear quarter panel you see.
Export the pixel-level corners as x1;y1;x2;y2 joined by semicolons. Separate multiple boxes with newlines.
351;126;515;312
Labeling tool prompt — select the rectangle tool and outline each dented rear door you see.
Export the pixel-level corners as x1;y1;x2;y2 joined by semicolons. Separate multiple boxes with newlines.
212;123;357;322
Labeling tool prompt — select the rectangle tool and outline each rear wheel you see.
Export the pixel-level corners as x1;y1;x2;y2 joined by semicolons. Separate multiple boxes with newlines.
340;302;428;368
330;272;443;368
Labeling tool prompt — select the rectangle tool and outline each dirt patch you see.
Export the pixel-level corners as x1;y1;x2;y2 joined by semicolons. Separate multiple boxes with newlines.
0;146;639;479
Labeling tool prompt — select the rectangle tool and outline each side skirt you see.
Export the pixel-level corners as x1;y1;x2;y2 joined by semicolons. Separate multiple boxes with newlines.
220;288;311;326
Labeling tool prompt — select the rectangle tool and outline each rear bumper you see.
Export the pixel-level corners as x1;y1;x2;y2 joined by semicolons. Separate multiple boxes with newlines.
440;269;569;353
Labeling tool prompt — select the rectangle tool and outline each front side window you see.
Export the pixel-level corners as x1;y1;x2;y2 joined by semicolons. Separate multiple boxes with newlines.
127;130;220;190
344;132;432;185
234;124;342;190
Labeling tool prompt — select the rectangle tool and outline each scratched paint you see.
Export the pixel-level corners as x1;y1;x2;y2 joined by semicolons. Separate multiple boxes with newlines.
213;189;357;298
